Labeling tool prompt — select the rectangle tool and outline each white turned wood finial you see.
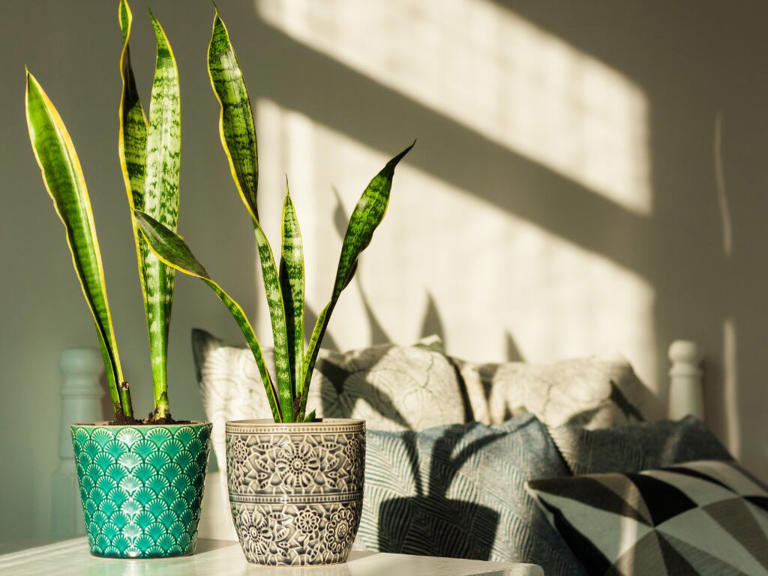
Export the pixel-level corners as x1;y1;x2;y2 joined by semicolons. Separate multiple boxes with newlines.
668;340;704;420
57;348;104;457
52;348;104;538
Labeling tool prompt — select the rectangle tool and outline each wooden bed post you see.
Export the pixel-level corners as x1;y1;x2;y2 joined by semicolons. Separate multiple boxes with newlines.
668;340;704;420
51;348;104;539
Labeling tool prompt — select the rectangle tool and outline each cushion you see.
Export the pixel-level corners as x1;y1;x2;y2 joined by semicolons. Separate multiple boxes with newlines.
549;416;733;475
192;330;468;472
455;354;649;429
357;415;587;576
527;460;768;575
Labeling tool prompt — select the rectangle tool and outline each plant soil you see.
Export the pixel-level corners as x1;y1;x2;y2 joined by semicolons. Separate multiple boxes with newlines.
112;405;140;426
106;407;189;426
145;411;191;425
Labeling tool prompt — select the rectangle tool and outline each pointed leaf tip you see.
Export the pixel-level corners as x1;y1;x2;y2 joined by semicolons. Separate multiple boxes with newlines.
148;10;163;33
389;140;415;168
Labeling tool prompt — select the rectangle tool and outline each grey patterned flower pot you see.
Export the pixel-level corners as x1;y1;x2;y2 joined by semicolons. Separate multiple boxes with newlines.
225;419;365;566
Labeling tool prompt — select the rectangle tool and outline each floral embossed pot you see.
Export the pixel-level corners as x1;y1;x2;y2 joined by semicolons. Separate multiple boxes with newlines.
226;419;365;565
72;422;211;558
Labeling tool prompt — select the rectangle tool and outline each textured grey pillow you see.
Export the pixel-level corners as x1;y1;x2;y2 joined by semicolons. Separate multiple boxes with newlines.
548;415;733;475
357;415;587;576
455;354;650;429
192;329;468;472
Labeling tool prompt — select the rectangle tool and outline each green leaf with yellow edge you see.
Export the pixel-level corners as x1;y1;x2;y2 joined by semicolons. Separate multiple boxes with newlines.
299;143;414;418
207;11;258;220
279;183;305;401
26;71;134;420
118;0;157;419
208;9;293;420
134;210;281;422
139;10;182;419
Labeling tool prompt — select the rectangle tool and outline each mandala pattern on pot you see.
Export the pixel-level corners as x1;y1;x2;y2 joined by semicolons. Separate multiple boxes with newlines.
226;420;365;565
71;422;211;558
230;501;362;565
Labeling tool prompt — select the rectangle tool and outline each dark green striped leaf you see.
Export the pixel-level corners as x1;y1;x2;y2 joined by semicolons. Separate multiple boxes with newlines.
279;184;304;400
134;210;281;422
299;143;414;417
208;9;293;420
118;0;158;419
141;11;181;419
207;11;258;220
26;71;133;420
118;0;147;215
255;226;293;420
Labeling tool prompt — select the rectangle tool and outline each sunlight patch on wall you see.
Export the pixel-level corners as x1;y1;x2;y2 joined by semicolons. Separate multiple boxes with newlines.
255;100;657;388
256;0;651;216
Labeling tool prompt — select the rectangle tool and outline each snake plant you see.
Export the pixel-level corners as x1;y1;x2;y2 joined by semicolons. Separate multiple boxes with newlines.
135;9;413;423
25;0;180;423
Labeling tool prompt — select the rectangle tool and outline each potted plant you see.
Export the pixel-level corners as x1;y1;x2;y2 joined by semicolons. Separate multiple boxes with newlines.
25;0;210;558
134;7;413;566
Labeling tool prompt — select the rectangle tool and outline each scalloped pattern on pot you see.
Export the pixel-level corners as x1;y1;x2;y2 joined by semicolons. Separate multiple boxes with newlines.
226;420;365;565
71;423;211;558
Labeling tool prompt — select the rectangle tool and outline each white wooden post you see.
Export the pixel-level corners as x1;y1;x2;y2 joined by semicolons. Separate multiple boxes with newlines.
668;340;704;420
51;348;104;539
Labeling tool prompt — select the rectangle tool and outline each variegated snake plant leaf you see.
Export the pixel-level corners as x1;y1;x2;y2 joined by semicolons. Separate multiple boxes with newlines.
135;6;414;423
208;11;295;420
119;0;181;421
134;211;281;421
25;71;135;421
26;0;184;422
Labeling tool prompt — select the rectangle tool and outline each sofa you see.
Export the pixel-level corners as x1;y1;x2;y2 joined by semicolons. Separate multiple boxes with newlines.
193;331;764;575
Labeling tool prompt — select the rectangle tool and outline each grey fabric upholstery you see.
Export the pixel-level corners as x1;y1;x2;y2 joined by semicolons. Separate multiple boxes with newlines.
548;415;733;475
357;415;587;576
193;330;651;472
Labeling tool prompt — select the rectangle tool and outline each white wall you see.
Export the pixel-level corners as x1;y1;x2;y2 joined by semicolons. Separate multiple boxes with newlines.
1;0;766;547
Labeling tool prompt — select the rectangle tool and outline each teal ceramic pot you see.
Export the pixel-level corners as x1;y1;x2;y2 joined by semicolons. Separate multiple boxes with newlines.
71;422;211;558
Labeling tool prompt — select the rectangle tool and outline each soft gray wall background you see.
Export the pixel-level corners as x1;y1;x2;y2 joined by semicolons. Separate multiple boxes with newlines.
1;0;767;547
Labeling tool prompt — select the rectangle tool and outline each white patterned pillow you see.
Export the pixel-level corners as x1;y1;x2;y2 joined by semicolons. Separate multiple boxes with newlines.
192;330;468;472
527;460;768;575
455;354;649;429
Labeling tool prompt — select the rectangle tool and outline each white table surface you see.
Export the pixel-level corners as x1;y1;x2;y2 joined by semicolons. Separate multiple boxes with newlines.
0;537;543;576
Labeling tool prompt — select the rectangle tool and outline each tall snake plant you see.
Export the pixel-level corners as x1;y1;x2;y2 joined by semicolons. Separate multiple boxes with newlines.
25;0;180;423
135;9;413;423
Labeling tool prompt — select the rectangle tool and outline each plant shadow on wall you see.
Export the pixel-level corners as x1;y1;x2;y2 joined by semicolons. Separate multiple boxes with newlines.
312;188;525;360
306;191;525;424
304;188;523;430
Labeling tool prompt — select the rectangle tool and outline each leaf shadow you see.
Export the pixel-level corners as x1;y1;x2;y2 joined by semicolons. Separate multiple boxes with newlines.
377;425;506;559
